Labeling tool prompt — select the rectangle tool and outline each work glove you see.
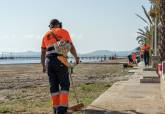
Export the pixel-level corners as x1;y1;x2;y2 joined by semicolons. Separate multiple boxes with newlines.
76;57;80;64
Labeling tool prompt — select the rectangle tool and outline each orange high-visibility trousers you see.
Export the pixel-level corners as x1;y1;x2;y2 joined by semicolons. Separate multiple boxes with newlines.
47;54;70;114
51;92;60;108
51;91;69;108
59;91;69;107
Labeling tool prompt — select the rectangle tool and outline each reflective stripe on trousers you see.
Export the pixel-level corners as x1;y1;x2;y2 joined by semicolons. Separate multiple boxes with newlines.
51;91;69;108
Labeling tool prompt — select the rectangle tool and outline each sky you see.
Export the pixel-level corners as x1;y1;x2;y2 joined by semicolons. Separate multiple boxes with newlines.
0;0;150;54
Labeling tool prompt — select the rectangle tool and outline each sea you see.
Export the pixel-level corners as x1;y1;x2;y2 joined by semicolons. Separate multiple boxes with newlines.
0;58;101;65
0;58;40;64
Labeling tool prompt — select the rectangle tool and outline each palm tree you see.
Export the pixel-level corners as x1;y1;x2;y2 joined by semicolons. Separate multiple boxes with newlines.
136;5;155;61
159;0;165;61
136;27;152;47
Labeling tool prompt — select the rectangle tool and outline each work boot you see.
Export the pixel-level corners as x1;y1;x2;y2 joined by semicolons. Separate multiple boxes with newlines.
57;106;68;114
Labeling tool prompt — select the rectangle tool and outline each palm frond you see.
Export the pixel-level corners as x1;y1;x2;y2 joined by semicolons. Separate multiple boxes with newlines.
138;28;145;34
136;35;146;41
135;13;149;25
137;32;147;36
142;5;153;25
144;26;149;31
138;39;145;44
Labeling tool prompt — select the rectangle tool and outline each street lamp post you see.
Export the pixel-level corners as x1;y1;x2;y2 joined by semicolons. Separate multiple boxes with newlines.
155;16;157;56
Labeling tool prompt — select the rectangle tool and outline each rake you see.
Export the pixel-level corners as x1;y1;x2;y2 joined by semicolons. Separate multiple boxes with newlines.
68;65;84;112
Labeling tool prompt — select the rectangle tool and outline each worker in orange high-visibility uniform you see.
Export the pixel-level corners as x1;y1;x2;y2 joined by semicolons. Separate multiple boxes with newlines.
41;19;79;114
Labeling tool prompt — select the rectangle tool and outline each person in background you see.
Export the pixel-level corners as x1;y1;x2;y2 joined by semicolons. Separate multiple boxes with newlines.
132;52;137;64
143;44;150;66
128;54;133;64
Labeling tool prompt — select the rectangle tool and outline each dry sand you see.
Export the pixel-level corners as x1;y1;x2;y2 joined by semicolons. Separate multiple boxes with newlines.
0;60;132;114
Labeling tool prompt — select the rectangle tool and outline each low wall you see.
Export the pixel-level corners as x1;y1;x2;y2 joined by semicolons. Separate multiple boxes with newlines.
161;76;165;106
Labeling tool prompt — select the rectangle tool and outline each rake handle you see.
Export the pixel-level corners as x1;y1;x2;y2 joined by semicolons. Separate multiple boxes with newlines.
69;67;80;104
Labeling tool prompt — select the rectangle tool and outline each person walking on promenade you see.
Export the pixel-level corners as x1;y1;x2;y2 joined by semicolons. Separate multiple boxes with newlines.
41;19;79;114
143;44;150;66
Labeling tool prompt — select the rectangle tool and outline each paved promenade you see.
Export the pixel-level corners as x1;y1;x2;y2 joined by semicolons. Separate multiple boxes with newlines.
85;63;165;114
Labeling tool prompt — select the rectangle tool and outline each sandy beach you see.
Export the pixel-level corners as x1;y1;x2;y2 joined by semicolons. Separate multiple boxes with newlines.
0;59;132;114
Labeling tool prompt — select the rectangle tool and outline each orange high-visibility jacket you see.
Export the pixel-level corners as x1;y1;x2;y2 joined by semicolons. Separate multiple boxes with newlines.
41;28;72;49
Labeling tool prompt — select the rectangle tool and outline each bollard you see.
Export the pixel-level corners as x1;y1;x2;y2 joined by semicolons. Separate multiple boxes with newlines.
157;63;162;78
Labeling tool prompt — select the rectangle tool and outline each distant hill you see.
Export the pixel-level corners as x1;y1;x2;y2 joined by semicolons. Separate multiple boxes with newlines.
116;51;132;57
80;50;114;57
80;50;131;57
13;51;40;57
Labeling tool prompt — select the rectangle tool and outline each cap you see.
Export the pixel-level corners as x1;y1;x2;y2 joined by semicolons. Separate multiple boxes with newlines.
49;19;61;28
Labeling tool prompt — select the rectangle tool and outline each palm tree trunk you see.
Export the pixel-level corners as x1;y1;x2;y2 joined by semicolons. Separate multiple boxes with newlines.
160;0;165;61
